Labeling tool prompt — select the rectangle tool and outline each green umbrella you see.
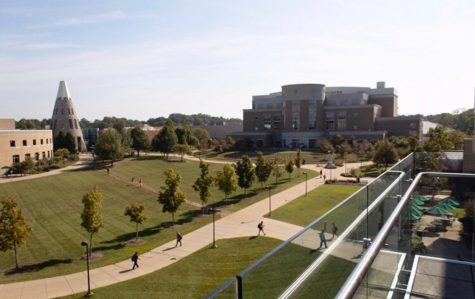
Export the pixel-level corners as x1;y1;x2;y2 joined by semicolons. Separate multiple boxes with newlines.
412;197;427;206
413;195;429;203
425;204;451;216
440;198;459;207
410;208;423;221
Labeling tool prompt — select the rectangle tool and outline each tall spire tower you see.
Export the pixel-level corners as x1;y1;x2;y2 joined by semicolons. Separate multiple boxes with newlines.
51;81;87;151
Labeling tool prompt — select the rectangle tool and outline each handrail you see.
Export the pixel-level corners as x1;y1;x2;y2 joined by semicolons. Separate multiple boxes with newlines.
203;277;236;299
335;172;475;299
278;171;406;299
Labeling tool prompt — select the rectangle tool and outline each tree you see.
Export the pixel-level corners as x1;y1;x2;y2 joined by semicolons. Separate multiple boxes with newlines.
0;197;31;270
373;140;399;168
158;169;185;225
64;132;77;154
94;129;124;165
215;164;238;199
319;139;334;153
423;127;453;152
192;161;214;209
130;126;150;157
124;203;146;242
192;127;211;149
285;160;294;180
255;152;273;186
447;130;467;150
175;125;193;145
272;158;284;184
295;149;302;177
152;120;178;160
234;156;256;196
80;186;103;256
173;144;192;161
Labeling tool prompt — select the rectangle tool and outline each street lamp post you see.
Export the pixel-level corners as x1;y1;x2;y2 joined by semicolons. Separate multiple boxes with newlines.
268;186;272;217
303;172;308;196
80;241;93;297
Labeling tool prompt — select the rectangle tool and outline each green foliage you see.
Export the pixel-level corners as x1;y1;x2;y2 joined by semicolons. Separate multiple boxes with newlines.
319;139;334;153
130;126;150;157
0;197;31;269
124;203;146;241
255;152;273;186
373;140;399;167
285;160;294;180
175;125;195;145
215;164;238;199
54;131;77;153
192;161;214;207
54;148;70;160
173;144;192;161
94;129;125;164
272;158;284;184
356;139;374;160
426;108;474;134
423;127;454;152
147;113;242;127
447;130;467;150
80;185;104;255
152;120;178;159
192;127;211;149
158;169;186;224
234;156;256;195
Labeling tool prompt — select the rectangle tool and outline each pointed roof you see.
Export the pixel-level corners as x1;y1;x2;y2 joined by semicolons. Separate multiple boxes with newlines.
56;80;71;99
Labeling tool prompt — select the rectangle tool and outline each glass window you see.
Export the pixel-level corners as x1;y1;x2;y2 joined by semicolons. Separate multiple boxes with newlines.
23;140;27;146
69;119;74;129
41;139;44;145
326;120;335;130
12;155;20;163
10;140;15;147
337;112;347;130
42;152;46;159
35;153;40;161
25;153;31;159
33;139;37;145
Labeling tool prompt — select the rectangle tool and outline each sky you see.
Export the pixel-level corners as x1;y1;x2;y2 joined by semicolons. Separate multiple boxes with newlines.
0;0;474;121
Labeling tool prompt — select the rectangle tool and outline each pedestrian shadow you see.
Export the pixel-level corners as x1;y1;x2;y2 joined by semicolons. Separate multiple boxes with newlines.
162;246;176;252
119;269;134;274
249;236;258;240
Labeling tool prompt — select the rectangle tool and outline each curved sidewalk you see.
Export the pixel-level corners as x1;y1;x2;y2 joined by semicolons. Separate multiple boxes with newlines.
0;161;363;299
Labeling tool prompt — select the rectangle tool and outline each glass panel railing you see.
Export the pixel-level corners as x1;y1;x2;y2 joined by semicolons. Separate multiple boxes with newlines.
204;277;236;299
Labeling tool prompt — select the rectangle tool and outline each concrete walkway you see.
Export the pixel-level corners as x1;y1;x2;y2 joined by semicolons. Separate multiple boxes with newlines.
0;158;366;299
0;154;92;184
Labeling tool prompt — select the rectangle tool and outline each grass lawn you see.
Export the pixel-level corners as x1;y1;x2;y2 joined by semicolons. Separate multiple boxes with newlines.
61;237;356;299
62;237;284;299
107;156;316;212
269;184;361;226
0;158;315;283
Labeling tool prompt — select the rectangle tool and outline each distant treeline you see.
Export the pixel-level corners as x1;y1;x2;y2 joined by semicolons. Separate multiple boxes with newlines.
15;113;243;130
424;108;474;134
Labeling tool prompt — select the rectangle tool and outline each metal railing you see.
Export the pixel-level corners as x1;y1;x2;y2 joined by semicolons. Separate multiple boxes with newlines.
335;171;475;299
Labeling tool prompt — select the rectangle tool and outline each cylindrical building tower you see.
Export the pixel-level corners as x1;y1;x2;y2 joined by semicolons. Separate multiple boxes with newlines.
51;81;87;152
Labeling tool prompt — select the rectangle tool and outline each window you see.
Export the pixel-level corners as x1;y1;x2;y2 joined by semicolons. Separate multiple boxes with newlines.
35;153;40;160
25;153;31;159
47;151;51;158
74;119;79;129
337;112;347;130
326;120;335;130
46;139;49;144
42;152;46;159
263;114;272;130
10;140;15;147
308;101;317;129
23;140;27;146
12;155;20;163
33;139;37;145
41;139;44;145
69;119;74;129
292;101;300;130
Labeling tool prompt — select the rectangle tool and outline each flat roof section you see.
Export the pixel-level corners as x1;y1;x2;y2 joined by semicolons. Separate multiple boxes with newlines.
406;255;475;299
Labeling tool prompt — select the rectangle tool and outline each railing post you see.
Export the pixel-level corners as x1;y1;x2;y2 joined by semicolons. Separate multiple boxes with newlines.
236;275;243;299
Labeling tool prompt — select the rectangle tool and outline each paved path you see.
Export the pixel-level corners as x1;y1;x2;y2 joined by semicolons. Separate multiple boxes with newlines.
0;156;368;299
0;154;92;184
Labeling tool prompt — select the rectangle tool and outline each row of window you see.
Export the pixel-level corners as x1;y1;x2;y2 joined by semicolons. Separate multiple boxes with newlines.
52;118;79;131
54;107;75;115
10;138;52;147
12;150;53;163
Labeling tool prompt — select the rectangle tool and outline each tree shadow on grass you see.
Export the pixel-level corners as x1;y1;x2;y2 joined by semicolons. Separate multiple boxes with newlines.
208;191;259;209
93;243;126;252
4;259;73;275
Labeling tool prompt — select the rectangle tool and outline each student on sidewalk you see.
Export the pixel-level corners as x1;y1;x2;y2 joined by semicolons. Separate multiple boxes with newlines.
320;169;323;178
332;223;338;239
175;232;183;247
319;231;327;249
257;221;266;236
131;252;139;270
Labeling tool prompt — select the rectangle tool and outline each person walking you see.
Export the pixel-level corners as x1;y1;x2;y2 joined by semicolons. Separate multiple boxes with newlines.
361;238;371;254
106;167;110;175
131;252;139;269
323;174;327;181
139;178;142;188
319;169;323;178
175;232;183;247
131;177;135;184
332;223;338;239
319;231;327;249
257;221;266;236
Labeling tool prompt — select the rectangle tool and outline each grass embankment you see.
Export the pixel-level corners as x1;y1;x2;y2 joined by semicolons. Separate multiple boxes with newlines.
61;237;356;299
269;184;361;226
0;158;315;282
